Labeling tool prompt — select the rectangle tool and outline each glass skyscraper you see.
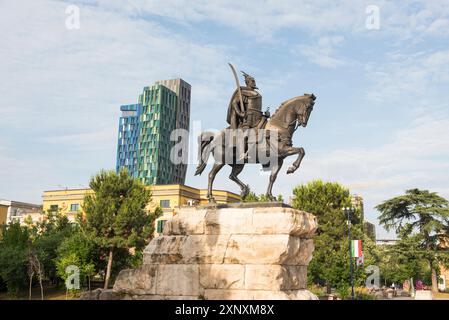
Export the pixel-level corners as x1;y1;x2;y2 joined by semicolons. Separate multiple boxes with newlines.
155;79;191;184
116;79;191;185
116;104;141;177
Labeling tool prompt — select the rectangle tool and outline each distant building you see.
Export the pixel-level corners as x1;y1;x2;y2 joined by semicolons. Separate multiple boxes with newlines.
438;235;449;289
155;79;191;185
351;194;376;241
351;194;364;221
0;199;42;225
376;239;397;246
0;202;7;225
42;185;239;235
137;83;178;185
116;104;141;178
116;79;191;185
439;266;449;290
363;221;376;241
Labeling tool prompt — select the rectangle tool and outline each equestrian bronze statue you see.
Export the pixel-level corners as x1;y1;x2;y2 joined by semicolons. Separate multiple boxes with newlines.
195;63;316;203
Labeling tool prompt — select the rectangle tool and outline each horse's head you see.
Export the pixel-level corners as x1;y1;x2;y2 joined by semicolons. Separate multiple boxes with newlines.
296;93;316;127
269;93;316;130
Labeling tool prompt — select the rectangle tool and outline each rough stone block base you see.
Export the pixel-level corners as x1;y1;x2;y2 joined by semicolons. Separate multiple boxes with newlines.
111;204;318;300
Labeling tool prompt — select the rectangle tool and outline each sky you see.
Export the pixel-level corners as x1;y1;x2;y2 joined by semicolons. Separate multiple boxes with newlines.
1;0;449;239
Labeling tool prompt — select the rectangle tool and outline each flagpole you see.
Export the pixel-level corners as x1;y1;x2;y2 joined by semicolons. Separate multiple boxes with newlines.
344;207;355;300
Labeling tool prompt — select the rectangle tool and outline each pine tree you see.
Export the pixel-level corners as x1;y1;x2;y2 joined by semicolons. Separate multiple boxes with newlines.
376;188;449;292
82;169;158;289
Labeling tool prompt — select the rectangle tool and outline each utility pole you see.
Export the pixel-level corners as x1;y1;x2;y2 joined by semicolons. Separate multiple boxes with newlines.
343;206;355;300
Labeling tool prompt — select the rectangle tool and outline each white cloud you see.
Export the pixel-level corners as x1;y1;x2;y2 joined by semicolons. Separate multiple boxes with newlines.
41;129;115;151
365;50;449;102
294;36;346;68
382;1;449;40
101;0;449;42
123;0;367;41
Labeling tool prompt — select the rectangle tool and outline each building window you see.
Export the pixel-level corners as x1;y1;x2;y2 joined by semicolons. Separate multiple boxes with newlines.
49;205;58;211
156;220;166;233
160;200;170;208
70;204;79;212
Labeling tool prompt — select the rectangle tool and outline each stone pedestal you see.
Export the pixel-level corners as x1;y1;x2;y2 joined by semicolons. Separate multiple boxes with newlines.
112;203;318;300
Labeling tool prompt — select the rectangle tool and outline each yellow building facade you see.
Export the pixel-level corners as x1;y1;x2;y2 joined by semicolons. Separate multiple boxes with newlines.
42;184;240;234
0;203;8;225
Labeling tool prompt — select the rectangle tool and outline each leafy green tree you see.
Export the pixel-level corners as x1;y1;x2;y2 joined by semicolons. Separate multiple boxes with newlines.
0;213;75;297
0;223;30;295
292;180;366;295
377;233;429;286
30;210;76;284
376;188;449;292
243;191;260;202
243;191;283;202
55;228;99;291
82;169;158;289
55;252;80;288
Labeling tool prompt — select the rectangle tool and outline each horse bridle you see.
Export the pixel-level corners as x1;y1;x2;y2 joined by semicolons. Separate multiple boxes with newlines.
268;98;311;130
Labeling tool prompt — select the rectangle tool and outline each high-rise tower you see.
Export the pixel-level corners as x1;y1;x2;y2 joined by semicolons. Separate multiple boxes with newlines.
155;79;191;184
116;104;140;177
116;79;191;185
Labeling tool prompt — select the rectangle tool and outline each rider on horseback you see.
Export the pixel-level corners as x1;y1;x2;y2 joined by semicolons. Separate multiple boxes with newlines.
226;71;263;130
227;70;270;161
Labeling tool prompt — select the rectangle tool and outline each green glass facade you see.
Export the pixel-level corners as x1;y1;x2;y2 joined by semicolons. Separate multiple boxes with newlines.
137;84;178;185
116;79;191;186
155;79;191;184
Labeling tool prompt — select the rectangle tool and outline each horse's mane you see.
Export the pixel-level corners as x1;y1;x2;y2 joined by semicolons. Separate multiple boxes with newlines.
271;95;306;119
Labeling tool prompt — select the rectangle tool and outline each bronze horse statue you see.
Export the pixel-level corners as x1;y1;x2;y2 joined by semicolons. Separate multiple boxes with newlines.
195;93;316;202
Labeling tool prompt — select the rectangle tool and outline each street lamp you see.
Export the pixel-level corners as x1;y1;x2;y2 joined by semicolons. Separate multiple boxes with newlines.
343;206;356;300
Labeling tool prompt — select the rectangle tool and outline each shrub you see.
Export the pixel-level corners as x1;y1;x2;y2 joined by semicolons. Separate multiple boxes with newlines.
336;283;350;300
355;287;377;300
308;284;327;298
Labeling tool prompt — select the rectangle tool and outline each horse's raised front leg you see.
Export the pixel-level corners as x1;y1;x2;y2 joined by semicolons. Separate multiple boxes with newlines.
285;147;305;174
208;163;225;203
229;164;249;199
266;158;283;201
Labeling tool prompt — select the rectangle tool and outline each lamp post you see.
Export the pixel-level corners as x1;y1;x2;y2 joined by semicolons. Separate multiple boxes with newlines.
343;206;355;300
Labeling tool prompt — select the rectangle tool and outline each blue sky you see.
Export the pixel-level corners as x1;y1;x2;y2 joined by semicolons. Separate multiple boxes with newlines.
1;0;449;238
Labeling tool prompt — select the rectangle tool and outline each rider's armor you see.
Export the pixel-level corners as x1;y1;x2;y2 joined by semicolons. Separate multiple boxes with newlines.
227;87;263;130
243;89;263;129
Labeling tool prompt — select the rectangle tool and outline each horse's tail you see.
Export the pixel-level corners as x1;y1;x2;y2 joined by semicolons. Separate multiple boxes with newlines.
195;132;214;176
